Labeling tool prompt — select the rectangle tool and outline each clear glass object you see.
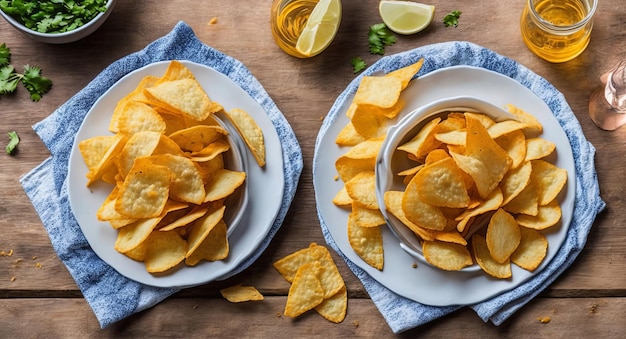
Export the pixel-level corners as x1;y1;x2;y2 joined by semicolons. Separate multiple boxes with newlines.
520;0;597;63
589;60;626;131
270;0;320;58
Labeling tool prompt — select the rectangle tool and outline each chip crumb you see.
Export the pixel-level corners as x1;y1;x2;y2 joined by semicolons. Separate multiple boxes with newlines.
35;263;43;269
10;276;16;282
412;263;418;268
334;175;339;181
209;17;218;25
276;312;282;318
537;316;551;324
589;304;598;313
353;320;359;328
1;249;14;257
32;256;37;260
319;115;324;121
15;258;22;264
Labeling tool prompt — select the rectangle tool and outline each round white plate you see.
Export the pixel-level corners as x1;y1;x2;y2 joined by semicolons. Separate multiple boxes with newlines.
313;65;575;306
67;60;285;288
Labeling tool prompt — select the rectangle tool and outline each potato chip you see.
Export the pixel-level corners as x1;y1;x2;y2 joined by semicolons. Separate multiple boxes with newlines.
117;100;167;135
525;137;556;161
225;108;266;167
157;60;197;83
145;154;206;204
114;217;162;254
532;159;568;205
335;121;367;146
347;213;383;270
424;148;450;165
185;219;229;266
115;162;171;218
344;171;378;210
496;130;527;169
284;262;325;318
500;161;532;206
413;157;470;208
510;227;548;271
203;169;246;203
433;230;467;246
383;191;437;241
503;177;539;216
340;137;384;159
506;104;543;132
85;134;127;186
185;204;226;257
169;125;228;152
188;139;231;162
397;117;442;160
144;78;219;121
422;240;473;271
79;135;118;171
455;188;503;231
159;204;207;231
487;120;526;139
472;234;512;279
516;199;562;230
144;230;188;273
402;176;447;231
220;284;264;303
386;58;424;89
332;186;352;207
464;112;495;129
350;104;387;138
116;131;162;177
124;239;148;261
486;209;521;264
109;75;160;133
351;202;386;228
315;285;347;323
354;75;403;108
335;156;376;183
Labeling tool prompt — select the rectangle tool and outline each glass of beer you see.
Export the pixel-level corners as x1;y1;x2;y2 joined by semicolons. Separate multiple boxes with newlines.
270;0;320;58
520;0;598;63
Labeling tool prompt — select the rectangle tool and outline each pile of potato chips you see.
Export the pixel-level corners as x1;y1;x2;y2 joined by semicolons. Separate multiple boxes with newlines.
332;59;568;279
274;243;347;323
78;60;265;274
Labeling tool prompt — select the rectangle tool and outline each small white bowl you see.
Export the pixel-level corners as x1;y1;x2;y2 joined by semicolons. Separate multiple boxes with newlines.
0;0;116;44
375;96;515;271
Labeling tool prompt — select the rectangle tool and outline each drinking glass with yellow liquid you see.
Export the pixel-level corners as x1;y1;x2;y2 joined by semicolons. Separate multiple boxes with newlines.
520;0;597;63
270;0;342;58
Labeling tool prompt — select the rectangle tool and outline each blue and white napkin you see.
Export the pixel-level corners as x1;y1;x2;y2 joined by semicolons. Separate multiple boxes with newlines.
20;21;303;328
315;41;605;333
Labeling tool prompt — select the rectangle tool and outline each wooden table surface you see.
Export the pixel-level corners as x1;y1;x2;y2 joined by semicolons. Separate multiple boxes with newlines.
1;0;624;337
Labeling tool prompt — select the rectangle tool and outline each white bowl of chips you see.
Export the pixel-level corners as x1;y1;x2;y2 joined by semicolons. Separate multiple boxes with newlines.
0;0;116;44
376;95;566;276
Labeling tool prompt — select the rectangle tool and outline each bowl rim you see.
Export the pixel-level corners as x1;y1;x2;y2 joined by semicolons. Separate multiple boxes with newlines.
0;0;116;39
375;95;516;272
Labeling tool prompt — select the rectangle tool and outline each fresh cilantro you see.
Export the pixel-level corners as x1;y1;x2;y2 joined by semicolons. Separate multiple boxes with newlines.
443;11;462;27
0;0;107;33
6;131;19;155
0;44;52;101
368;23;396;55
350;57;367;74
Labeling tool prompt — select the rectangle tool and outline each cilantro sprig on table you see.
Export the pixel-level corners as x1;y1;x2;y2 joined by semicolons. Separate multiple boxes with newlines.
368;23;397;55
0;43;52;101
0;0;108;33
443;10;462;27
6;131;19;155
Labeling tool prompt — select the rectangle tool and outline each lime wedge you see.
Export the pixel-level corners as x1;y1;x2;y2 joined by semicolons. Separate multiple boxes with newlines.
378;0;435;35
295;0;342;57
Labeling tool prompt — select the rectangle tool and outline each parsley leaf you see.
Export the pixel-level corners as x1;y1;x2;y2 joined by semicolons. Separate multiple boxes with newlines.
0;44;52;101
0;0;107;33
6;131;19;155
368;23;396;55
350;57;367;74
443;11;462;27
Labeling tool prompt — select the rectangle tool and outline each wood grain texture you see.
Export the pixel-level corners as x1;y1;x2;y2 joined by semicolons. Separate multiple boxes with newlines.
1;0;625;336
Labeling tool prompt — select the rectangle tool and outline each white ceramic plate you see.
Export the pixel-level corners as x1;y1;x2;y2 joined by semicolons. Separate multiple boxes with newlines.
313;65;576;306
67;61;285;288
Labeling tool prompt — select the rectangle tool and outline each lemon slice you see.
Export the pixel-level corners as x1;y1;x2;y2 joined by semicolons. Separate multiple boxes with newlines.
295;0;342;57
378;0;435;35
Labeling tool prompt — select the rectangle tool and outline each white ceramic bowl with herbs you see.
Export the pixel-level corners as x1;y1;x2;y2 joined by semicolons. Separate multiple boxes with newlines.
0;0;116;44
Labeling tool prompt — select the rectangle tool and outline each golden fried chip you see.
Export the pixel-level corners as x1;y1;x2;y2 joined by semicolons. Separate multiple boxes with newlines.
203;169;246;203
455;188;503;232
110;75;160;132
347;213;383;270
525;138;556;161
144;78;218;121
383;191;437;241
114;217;162;254
225;108;266;167
220;284;264;303
284;261;325;318
79;135;118;171
185;204;226;257
335;156;376;183
472;234;512;279
146;154;206;204
315;285;347;323
510;227;548;271
350;104;387;138
332;186;352;207
354;75;403;108
115;162;171;218
503;177;539;216
169;125;228;152
413;157;470;208
85;134;127;186
402;175;447;231
117;101;167;135
422;240;473;271
500;161;532;206
144;230;188;273
341;137;384;160
159;204;208;231
386;58;424;89
516;199;562;230
351;202;386;227
335;121;367;146
397;117;442;160
506;104;543;132
116;131;162;177
496;130;527;169
344;171;378;210
185;219;229;266
424;148;450;165
487;120;526;139
433;230;467;246
532;159;568;205
486;208;521;264
156;60;197;83
464;112;495;129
